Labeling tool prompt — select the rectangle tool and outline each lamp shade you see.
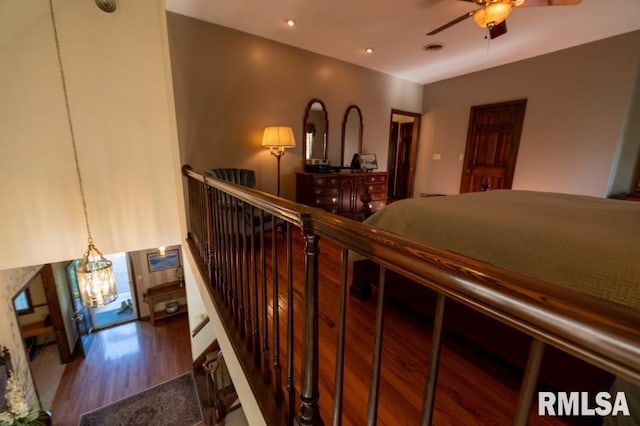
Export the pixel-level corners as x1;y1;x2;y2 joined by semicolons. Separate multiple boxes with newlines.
473;1;513;28
262;126;296;149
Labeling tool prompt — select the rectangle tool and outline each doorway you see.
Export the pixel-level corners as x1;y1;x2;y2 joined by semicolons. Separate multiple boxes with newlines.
460;99;527;193
387;109;421;200
88;252;139;329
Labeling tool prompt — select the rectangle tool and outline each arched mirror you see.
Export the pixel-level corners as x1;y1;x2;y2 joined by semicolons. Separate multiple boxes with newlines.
341;105;363;167
302;99;328;164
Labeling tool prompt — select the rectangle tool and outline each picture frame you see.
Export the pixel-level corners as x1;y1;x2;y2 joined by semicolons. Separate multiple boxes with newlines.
358;153;378;171
147;249;180;272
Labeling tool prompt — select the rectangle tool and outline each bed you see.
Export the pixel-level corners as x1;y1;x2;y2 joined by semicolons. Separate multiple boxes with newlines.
350;190;640;392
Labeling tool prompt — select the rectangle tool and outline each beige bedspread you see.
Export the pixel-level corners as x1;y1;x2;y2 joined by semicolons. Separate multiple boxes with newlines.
363;190;640;310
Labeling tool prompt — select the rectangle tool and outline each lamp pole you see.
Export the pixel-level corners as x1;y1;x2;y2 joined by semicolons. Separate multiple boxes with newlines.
271;148;285;197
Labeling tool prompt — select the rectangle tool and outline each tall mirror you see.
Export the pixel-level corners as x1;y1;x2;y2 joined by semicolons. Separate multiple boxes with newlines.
303;99;328;164
341;105;363;167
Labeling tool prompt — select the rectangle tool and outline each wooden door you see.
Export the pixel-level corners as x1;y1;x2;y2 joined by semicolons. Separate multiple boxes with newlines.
67;260;93;357
460;99;527;193
40;264;74;363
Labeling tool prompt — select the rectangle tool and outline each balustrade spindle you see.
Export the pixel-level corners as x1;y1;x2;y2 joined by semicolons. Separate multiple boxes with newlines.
272;218;283;403
420;293;446;426
286;222;296;424
222;192;233;310
240;201;249;339
332;248;349;426
366;266;387;426
259;210;272;384
204;184;215;285
251;206;261;364
295;214;322;426
514;339;545;426
231;196;240;326
213;189;224;293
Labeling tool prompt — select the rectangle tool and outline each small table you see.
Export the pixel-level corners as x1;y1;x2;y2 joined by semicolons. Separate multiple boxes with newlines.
21;321;54;338
144;280;187;325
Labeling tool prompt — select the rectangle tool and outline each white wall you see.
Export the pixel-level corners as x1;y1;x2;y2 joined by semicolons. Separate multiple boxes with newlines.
416;30;640;197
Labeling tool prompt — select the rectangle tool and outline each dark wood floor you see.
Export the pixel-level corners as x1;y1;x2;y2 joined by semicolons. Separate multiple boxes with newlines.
50;317;192;426
259;230;598;426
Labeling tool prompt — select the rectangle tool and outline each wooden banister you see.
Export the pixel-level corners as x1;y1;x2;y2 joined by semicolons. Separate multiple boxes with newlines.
182;165;640;425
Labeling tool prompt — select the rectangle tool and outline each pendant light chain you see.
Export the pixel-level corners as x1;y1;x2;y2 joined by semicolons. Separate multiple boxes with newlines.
48;0;94;246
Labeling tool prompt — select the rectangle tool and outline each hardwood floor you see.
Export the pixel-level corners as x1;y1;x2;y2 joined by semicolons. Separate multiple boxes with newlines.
255;230;600;425
30;343;66;411
49;316;192;426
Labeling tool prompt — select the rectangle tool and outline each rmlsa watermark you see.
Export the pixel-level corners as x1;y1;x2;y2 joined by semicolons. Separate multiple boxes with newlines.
538;392;630;416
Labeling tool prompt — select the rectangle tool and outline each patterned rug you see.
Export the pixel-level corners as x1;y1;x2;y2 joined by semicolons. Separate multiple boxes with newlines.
78;372;202;426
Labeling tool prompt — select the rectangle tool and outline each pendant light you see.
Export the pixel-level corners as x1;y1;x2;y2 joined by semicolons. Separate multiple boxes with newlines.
49;0;118;308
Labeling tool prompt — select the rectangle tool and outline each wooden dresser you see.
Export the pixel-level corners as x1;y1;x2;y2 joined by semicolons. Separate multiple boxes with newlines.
296;171;388;219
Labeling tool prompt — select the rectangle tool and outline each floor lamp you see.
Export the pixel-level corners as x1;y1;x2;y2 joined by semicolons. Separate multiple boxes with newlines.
262;126;296;196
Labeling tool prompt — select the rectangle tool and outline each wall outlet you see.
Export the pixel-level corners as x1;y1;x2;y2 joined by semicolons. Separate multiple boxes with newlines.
432;153;441;160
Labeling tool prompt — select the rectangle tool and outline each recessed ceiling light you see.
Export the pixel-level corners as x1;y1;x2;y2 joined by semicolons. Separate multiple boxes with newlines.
365;47;374;54
286;19;295;27
423;43;444;52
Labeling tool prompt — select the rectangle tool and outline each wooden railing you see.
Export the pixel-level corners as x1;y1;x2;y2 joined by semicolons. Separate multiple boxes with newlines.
182;165;640;425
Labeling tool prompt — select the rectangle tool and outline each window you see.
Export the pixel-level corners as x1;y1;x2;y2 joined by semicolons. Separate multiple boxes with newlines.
13;288;34;315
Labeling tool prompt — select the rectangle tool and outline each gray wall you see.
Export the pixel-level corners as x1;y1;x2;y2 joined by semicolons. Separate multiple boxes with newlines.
416;30;640;197
166;13;423;200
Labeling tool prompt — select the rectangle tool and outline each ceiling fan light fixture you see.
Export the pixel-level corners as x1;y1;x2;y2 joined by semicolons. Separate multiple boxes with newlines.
473;2;514;29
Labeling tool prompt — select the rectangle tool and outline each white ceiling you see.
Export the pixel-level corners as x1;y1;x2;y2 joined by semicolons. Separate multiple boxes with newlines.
165;0;640;85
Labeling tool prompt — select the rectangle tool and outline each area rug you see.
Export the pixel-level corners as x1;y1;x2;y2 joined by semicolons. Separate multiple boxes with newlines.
78;372;202;426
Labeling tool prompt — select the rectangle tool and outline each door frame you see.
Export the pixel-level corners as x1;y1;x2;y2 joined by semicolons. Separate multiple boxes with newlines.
387;109;421;199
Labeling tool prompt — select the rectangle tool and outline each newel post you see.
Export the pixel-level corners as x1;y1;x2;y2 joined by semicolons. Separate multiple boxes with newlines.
295;214;323;426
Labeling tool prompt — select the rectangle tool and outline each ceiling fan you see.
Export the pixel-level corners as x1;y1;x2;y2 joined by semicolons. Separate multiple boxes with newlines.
427;0;582;39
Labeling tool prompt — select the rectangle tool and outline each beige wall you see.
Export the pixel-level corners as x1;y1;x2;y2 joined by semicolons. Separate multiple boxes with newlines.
416;30;640;197
166;13;423;200
16;273;48;327
0;0;188;410
0;0;183;271
0;266;42;409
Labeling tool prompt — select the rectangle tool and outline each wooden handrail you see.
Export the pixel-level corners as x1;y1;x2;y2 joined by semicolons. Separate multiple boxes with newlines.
191;316;210;338
308;209;640;385
182;165;640;424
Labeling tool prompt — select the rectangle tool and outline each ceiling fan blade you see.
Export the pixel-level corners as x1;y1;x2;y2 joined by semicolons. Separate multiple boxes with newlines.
427;11;474;35
489;20;507;39
519;0;582;6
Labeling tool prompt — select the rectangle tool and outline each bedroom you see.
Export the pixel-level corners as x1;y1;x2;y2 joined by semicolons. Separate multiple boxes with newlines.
1;0;640;424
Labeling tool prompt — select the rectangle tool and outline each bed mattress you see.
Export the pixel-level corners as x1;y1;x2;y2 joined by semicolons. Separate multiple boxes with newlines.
363;190;640;310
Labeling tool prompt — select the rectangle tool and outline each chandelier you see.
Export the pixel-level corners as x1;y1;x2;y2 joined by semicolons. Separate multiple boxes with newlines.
49;0;118;308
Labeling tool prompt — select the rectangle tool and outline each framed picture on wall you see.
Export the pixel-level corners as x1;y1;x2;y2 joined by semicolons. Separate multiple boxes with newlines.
147;249;180;272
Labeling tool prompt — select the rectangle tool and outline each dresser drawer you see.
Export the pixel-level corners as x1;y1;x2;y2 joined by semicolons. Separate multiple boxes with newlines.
366;174;386;184
313;176;339;187
313;196;339;209
366;183;387;194
311;187;339;197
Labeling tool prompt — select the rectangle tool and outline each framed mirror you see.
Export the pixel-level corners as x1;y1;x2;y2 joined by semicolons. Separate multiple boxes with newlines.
341;105;363;167
302;99;328;164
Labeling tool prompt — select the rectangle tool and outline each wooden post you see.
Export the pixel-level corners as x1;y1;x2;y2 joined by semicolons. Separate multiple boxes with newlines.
295;213;323;426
